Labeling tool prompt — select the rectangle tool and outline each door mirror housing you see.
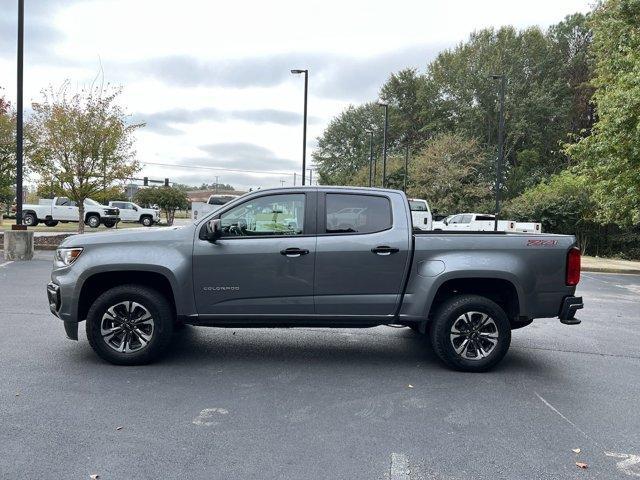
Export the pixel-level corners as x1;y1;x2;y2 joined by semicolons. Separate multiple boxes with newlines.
205;218;222;242
132;205;138;211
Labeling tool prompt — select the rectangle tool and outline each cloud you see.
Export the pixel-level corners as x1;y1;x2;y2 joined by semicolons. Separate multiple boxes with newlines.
195;142;299;171
129;45;444;101
0;0;80;61
133;106;318;135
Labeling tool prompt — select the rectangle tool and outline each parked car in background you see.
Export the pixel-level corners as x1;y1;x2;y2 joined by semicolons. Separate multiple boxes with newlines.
22;197;119;228
48;186;582;372
408;198;433;231
108;201;160;227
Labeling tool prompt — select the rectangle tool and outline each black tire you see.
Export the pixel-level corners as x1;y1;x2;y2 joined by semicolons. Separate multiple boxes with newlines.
86;214;100;228
86;284;174;365
429;294;511;372
23;212;38;226
103;220;116;228
44;220;59;227
140;215;153;227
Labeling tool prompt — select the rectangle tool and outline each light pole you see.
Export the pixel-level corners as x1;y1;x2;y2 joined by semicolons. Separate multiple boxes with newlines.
368;131;374;187
291;69;308;185
403;140;410;193
378;101;389;188
491;74;506;231
14;0;25;230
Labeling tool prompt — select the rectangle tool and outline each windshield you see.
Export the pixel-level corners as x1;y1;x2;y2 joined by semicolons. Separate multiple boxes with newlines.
84;199;101;206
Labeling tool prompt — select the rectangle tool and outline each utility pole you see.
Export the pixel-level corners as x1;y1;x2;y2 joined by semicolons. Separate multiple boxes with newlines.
491;74;506;231
308;169;313;185
368;131;374;187
293;172;297;186
14;0;24;230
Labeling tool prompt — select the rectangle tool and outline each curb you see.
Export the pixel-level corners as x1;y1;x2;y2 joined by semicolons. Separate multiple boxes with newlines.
582;267;640;275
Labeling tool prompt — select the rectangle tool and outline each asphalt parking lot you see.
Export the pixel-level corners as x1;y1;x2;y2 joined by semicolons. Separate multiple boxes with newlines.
1;252;639;479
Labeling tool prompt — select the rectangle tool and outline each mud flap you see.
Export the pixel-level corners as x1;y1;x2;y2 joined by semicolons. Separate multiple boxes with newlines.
64;321;78;340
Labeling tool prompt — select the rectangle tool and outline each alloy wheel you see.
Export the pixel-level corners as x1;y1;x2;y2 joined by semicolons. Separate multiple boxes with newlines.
449;311;499;360
101;301;155;353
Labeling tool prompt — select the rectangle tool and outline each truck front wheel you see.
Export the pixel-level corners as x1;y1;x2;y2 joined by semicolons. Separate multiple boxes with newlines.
86;214;100;228
23;212;38;226
429;294;511;372
85;285;174;365
140;215;153;227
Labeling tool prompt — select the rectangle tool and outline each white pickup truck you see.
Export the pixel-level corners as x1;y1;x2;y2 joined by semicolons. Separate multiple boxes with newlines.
22;197;120;228
408;198;433;231
108;201;160;226
433;213;541;233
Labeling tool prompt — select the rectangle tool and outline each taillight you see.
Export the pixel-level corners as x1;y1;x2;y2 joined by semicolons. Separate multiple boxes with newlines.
566;247;581;286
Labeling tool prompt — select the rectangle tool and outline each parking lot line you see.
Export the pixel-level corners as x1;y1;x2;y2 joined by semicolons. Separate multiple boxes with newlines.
389;452;410;480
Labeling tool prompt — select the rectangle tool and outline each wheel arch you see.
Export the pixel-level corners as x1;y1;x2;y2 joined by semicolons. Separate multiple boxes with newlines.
84;211;100;222
77;270;177;323
428;275;524;326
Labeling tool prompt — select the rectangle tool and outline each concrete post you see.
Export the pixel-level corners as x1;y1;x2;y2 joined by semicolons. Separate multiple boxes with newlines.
3;230;34;260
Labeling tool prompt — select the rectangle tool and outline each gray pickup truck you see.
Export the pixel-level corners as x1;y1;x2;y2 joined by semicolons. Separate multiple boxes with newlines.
47;187;583;371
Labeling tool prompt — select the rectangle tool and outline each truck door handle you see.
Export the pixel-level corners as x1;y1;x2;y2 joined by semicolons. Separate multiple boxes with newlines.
280;247;309;257
371;246;399;255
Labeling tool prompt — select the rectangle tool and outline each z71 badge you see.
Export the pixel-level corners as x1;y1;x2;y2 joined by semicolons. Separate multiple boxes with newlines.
526;239;558;247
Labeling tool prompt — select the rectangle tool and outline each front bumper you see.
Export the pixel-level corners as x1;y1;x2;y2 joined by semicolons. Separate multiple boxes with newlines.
48;281;78;340
559;296;583;325
47;282;60;316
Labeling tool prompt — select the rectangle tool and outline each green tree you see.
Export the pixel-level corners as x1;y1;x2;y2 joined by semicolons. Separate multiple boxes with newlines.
566;0;640;225
379;68;429;149
312;102;384;185
28;83;142;232
406;133;493;214
420;21;592;196
0;92;15;209
135;186;188;225
503;170;596;249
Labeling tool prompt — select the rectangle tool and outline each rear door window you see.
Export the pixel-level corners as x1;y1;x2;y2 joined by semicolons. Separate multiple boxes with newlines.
325;194;391;234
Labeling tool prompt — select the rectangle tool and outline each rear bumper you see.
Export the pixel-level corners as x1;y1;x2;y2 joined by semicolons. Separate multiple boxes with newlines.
559;296;583;325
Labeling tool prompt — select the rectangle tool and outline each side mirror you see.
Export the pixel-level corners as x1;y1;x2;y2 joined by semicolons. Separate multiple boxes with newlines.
443;219;448;225
132;206;138;211
205;218;222;242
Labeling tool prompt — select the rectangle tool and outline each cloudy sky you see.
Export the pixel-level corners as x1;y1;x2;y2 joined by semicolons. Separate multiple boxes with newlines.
0;0;592;191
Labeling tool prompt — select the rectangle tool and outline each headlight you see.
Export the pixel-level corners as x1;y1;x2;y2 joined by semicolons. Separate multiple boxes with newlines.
55;247;83;267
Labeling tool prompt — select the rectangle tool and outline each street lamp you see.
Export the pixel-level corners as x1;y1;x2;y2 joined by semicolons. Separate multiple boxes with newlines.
377;101;389;188
490;74;506;232
368;131;374;187
403;140;410;193
291;69;308;186
14;0;25;230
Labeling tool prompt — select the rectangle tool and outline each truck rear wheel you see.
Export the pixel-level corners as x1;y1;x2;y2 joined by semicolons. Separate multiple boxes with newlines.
85;285;174;365
44;220;59;227
429;294;511;372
